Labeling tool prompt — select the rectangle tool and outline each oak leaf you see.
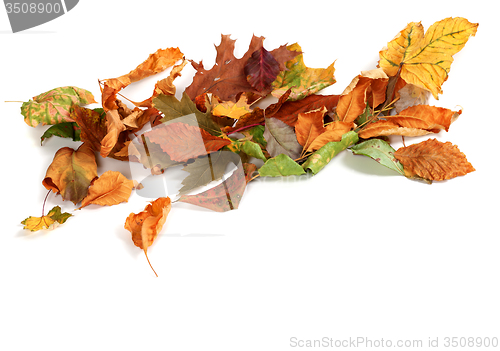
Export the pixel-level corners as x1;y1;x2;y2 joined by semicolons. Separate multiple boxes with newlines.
272;43;336;101
394;138;475;181
124;197;171;277
21;86;96;127
379;17;478;98
21;206;72;232
185;34;300;102
42;143;98;204
79;171;135;209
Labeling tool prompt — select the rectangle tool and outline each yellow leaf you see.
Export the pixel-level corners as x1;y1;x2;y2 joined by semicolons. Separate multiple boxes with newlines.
21;206;72;232
212;94;253;119
379;17;478;99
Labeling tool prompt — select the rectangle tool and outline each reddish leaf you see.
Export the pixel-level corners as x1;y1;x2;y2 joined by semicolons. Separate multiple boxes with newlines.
272;94;340;126
245;47;280;94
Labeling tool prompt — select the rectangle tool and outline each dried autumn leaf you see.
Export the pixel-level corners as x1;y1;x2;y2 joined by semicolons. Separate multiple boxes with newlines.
104;48;183;91
100;110;126;158
41;122;81;145
124;197;171;277
21;86;96;127
42;143;98;204
244;47;281;94
307;121;353;152
394;138;475;181
271;93;340;126
178;164;247;212
185;34;300;102
379;17;478;98
21;206;72;232
212;94;253;119
144;122;230;162
351;139;404;175
263;117;302;159
394;83;431;113
272;43;336;101
385;105;459;132
336;69;389;123
79;171;135;209
295;107;327;151
358;120;433;139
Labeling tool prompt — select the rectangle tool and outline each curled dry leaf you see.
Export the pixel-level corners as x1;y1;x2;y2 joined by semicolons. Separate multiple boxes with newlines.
42;143;98;204
124;197;172;277
79;171;135;209
394;138;475;181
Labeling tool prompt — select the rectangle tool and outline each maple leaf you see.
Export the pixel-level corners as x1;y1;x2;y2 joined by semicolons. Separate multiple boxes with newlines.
21;86;96;127
185;34;300;102
263;117;302;159
378;17;478;99
42;143;98;204
21;206;72;232
178;163;248;212
79;171;135;209
394;138;475;181
272;43;336;101
144;121;230;162
244;47;280;94
124;197;171;277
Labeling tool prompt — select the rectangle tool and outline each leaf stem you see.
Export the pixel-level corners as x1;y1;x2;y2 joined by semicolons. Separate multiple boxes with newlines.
228;122;265;135
144;249;158;277
4;101;23;103
42;189;51;217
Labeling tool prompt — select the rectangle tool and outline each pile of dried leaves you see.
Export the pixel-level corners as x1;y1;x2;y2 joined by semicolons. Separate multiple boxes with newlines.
19;17;478;275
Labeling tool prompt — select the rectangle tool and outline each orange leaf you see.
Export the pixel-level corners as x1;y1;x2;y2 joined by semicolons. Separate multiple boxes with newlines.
79;171;135;209
100;110;126;158
385;105;460;132
394;139;475;181
42;143;98;204
295;107;327;150
145;122;231;162
358;120;432;139
307;121;353;151
337;69;388;123
124;197;172;277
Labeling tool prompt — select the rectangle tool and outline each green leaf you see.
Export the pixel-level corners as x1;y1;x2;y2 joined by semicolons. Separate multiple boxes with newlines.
271;43;336;101
153;92;222;135
21;86;96;127
41;122;81;145
302;131;358;174
259;154;305;177
240;141;267;162
245;125;267;147
350;139;404;175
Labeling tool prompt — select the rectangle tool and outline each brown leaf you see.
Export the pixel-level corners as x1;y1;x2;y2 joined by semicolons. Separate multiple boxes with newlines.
307;121;353;151
124;197;172;277
272;93;340;126
79;171;135;209
394;139;475;181
42;143;98;204
185;34;300;102
144;122;231;162
358;120;433;139
100;110;126;158
295;107;328;150
385;105;459;132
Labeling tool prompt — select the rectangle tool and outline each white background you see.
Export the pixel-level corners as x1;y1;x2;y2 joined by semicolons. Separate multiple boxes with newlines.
1;1;498;350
